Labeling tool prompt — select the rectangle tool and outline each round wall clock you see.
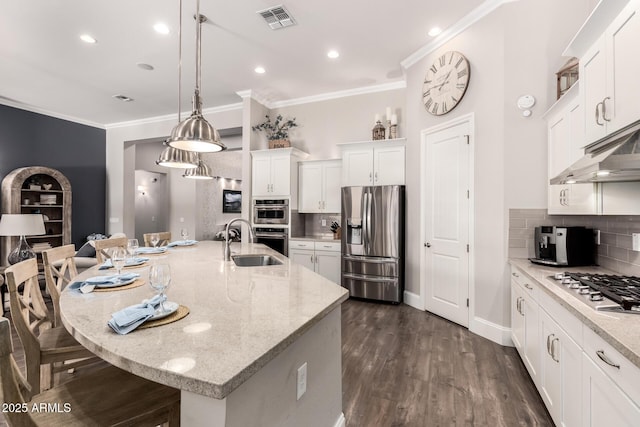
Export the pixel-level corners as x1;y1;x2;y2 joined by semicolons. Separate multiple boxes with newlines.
422;51;470;116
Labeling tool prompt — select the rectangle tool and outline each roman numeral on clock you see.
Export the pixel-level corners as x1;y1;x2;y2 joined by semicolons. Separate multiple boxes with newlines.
430;64;438;74
439;55;446;67
431;102;439;114
457;69;468;78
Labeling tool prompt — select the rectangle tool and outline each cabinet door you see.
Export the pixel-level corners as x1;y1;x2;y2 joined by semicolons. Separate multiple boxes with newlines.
522;291;539;382
582;354;640;427
270;154;291;196
566;184;599;215
548;113;571;179
252;156;272;196
342;149;373;187
607;3;640;134
289;248;315;271
548;185;570;215
538;309;582;427
374;146;405;185
314;250;341;284
299;163;323;213
511;281;525;354
581;37;608;144
322;162;342;213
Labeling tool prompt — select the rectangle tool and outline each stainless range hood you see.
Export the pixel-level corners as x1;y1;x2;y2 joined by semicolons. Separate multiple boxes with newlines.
551;119;640;184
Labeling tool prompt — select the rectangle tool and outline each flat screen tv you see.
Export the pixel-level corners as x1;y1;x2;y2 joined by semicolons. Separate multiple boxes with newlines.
222;189;242;213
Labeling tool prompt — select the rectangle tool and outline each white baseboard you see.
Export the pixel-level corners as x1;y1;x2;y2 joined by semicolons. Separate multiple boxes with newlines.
470;316;513;346
403;290;423;310
333;412;346;427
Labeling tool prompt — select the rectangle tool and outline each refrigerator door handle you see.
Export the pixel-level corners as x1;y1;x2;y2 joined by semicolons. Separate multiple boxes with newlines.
365;191;372;254
343;255;397;263
342;272;398;283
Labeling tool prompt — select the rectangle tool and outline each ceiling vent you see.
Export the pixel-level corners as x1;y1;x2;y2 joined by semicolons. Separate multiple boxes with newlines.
257;5;296;30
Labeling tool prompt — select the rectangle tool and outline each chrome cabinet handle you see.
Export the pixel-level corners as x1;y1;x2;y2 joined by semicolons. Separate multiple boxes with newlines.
520;298;525;316
512;272;519;278
374;171;378;182
369;172;373;182
595;102;604;126
596;350;620;369
311;255;314;263
524;283;533;290
602;97;611;122
318;201;321;209
546;334;552;356
551;337;560;363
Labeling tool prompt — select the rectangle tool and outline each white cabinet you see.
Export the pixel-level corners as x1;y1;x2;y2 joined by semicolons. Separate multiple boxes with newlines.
251;148;308;198
298;160;342;213
545;83;600;215
538;308;582;427
510;267;539;382
289;240;341;284
340;139;405;187
578;0;640;144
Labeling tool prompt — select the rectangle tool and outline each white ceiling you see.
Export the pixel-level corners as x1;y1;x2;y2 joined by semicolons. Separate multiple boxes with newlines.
0;0;485;126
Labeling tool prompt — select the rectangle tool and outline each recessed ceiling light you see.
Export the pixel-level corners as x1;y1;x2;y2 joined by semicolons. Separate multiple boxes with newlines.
80;34;97;44
428;27;442;37
153;22;171;35
327;50;340;59
137;63;155;71
596;170;611;177
113;94;134;102
254;66;266;74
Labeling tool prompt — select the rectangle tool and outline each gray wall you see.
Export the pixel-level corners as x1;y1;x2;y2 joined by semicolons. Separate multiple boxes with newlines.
0;104;106;248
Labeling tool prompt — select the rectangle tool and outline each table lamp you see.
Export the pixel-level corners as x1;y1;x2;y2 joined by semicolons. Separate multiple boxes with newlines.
0;214;46;264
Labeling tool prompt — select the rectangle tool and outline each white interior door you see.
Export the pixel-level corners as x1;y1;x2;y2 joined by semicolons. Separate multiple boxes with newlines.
422;120;470;327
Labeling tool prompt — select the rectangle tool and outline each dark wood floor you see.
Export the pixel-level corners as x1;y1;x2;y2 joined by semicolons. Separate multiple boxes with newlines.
2;299;553;427
341;299;553;427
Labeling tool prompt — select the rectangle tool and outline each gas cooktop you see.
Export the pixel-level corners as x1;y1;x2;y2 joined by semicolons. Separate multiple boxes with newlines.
550;272;640;314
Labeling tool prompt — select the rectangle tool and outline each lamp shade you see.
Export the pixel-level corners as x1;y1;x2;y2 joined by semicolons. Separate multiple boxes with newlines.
183;159;214;180
166;111;225;153
156;146;199;169
0;214;46;236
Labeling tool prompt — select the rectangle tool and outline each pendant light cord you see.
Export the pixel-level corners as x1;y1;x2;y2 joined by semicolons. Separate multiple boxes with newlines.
177;0;182;123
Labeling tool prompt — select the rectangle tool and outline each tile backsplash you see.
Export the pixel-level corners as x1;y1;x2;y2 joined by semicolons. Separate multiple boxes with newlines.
509;209;640;276
300;213;341;238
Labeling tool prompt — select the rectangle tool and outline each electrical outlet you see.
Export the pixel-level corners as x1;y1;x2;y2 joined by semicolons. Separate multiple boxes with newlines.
322;219;327;227
297;362;307;400
595;229;601;245
633;233;640;252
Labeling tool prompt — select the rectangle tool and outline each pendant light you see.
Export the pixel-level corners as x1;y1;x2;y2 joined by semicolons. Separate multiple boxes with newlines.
156;144;198;169
167;0;225;153
183;156;214;180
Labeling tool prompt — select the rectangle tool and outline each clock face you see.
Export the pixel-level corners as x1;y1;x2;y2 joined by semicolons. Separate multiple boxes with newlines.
422;51;470;116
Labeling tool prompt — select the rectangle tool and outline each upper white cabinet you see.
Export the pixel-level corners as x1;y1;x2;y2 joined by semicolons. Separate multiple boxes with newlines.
251;148;308;198
298;160;342;213
339;139;405;187
571;0;640;144
545;84;600;215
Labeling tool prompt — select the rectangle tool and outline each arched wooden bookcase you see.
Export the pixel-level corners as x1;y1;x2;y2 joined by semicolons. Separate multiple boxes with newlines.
1;166;72;264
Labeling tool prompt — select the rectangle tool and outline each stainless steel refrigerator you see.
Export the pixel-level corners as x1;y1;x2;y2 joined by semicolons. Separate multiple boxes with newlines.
341;185;405;303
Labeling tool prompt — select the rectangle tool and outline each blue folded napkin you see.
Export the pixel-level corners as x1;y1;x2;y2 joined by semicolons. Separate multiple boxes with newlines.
107;294;166;335
99;257;149;270
67;272;140;294
135;246;167;254
167;240;198;247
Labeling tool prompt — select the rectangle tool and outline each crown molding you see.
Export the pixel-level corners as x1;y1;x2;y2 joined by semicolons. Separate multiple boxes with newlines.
105;102;243;130
400;0;517;70
0;98;105;129
235;90;272;108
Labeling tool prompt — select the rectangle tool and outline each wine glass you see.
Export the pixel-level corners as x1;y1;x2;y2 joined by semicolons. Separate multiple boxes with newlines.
149;263;171;313
149;233;160;248
127;238;139;260
111;247;127;275
180;228;189;241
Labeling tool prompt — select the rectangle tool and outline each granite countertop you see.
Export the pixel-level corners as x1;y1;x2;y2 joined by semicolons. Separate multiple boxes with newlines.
509;258;640;369
60;241;349;399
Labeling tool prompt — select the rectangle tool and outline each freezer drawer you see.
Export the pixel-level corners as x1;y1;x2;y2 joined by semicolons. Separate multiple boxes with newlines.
342;255;398;277
342;272;402;303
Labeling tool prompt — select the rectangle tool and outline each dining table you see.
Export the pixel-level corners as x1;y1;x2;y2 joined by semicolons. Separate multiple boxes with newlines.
60;240;348;427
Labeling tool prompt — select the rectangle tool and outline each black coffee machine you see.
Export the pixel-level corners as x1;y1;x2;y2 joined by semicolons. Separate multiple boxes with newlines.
529;226;596;267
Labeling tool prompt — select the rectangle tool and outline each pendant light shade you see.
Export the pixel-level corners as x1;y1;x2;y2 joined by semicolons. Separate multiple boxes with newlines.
183;158;214;180
156;145;199;168
168;2;226;153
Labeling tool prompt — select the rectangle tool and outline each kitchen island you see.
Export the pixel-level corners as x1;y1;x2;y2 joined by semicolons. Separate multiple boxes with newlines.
60;241;349;427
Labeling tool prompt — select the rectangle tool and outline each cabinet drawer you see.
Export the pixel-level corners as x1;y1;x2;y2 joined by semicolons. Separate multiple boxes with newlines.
538;290;582;346
289;240;315;250
314;241;341;252
510;267;538;300
583;326;640;405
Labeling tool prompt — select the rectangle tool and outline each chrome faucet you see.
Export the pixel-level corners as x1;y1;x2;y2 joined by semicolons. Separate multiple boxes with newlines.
224;218;255;261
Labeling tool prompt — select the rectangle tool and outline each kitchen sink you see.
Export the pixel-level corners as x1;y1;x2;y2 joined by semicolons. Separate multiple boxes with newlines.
232;254;282;267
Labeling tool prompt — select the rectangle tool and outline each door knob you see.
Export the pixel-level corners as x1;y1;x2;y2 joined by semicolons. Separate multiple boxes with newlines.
424;242;431;247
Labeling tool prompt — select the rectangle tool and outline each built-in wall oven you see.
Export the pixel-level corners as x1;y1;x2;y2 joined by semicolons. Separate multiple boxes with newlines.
254;227;288;256
253;199;289;225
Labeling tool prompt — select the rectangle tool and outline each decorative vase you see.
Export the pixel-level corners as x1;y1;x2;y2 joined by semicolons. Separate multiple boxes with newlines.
269;139;291;149
372;121;385;140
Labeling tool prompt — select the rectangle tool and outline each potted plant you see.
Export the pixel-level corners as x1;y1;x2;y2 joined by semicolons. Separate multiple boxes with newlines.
252;114;298;149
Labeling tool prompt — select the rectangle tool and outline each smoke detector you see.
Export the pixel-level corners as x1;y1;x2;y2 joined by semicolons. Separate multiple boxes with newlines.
257;5;296;30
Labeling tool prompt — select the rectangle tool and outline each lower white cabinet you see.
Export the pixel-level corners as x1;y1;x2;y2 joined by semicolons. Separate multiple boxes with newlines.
510;268;539;382
289;240;341;284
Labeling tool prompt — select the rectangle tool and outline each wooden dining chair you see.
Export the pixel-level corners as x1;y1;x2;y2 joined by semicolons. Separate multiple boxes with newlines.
5;258;97;400
0;317;181;427
93;236;128;264
143;231;172;247
41;245;78;328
